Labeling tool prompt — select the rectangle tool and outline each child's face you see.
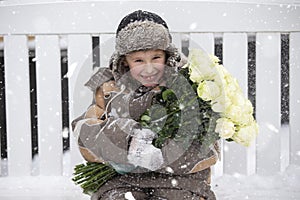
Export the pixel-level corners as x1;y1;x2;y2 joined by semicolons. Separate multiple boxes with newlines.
125;49;166;87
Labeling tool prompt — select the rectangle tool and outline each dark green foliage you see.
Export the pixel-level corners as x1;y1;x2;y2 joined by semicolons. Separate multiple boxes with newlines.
140;67;220;149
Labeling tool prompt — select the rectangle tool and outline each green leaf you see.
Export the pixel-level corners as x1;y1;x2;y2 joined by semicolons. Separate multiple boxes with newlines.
162;89;175;101
140;114;151;122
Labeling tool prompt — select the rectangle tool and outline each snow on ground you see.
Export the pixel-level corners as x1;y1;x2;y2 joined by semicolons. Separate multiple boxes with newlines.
0;175;89;200
0;164;299;200
1;125;299;199
212;164;300;200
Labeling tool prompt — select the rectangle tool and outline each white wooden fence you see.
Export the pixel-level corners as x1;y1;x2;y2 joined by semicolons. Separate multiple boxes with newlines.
0;1;299;180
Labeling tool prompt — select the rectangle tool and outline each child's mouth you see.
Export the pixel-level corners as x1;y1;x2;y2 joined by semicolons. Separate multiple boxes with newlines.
141;75;156;81
140;74;158;86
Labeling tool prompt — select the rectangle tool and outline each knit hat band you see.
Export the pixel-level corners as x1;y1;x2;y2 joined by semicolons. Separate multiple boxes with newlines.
115;20;171;55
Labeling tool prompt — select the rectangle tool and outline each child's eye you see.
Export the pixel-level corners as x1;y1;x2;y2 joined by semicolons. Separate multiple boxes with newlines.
134;59;143;63
153;56;161;60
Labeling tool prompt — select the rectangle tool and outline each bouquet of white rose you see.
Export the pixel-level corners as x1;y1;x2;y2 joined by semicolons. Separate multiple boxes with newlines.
186;49;258;146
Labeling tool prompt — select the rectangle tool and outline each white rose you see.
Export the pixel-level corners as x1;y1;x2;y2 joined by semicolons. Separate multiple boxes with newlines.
215;118;235;139
211;94;231;113
224;104;243;124
213;65;228;86
188;49;217;82
197;80;221;101
224;96;254;125
232;121;259;147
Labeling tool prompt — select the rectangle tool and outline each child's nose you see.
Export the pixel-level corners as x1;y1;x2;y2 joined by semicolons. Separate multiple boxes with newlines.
144;63;155;73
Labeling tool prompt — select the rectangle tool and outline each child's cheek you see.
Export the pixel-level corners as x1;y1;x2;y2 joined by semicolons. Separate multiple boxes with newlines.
130;67;142;79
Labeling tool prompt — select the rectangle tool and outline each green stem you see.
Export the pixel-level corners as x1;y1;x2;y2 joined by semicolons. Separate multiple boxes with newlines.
73;163;109;182
81;170;117;191
74;166;111;184
74;163;102;175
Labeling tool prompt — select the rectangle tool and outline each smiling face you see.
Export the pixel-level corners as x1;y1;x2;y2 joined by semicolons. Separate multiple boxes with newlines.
125;49;166;87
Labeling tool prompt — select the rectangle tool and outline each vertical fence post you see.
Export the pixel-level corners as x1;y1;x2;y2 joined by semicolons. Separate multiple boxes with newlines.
256;33;281;175
223;33;255;175
190;33;214;54
99;34;115;68
68;35;93;174
35;35;63;175
171;33;183;53
189;33;225;177
290;32;300;166
4;35;32;176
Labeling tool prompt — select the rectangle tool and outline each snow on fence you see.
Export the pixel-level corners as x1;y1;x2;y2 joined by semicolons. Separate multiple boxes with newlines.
0;1;299;180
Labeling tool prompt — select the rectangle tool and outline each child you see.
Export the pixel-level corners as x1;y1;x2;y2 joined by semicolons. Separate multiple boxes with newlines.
73;10;218;200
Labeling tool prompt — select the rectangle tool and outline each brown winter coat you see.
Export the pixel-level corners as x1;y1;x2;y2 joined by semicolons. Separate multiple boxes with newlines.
72;67;219;200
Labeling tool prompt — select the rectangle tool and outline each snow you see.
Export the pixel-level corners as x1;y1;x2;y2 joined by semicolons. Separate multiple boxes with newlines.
212;164;300;199
125;192;135;200
0;164;299;200
0;175;89;200
1;125;299;199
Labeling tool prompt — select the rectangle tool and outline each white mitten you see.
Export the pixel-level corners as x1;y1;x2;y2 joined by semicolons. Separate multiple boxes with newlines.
128;128;164;171
132;128;157;142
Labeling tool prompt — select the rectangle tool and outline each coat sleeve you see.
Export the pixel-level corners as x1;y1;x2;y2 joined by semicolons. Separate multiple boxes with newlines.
72;85;156;168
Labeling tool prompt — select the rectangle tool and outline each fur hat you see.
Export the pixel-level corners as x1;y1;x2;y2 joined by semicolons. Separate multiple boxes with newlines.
110;10;183;81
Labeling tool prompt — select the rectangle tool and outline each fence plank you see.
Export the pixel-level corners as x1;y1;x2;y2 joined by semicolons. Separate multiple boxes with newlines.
280;124;290;171
4;35;31;176
1;2;299;34
223;33;256;175
172;33;182;54
256;33;281;175
99;34;115;68
190;33;214;54
68;35;93;173
35;35;63;175
189;33;224;177
290;32;300;166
